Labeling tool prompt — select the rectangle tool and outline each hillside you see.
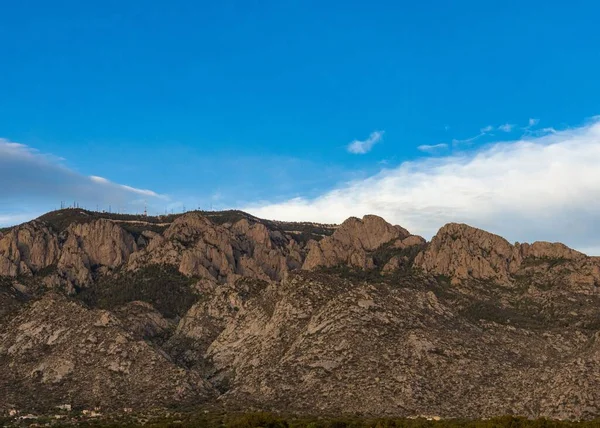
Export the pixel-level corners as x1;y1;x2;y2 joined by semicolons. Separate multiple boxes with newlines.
1;209;600;420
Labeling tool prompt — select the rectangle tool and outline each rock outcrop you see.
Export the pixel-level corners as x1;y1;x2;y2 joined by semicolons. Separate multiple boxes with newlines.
414;223;600;289
128;213;302;284
0;221;59;277
413;223;519;283
303;215;423;270
58;219;137;286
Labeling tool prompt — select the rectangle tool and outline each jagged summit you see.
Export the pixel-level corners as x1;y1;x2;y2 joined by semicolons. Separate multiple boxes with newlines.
2;209;600;419
303;214;424;270
2;209;598;289
414;222;599;289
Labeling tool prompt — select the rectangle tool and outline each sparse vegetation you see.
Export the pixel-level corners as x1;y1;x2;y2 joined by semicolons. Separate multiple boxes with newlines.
460;300;543;329
35;264;58;277
5;412;600;428
372;242;428;271
37;209;180;233
76;264;199;319
202;210;336;244
317;240;427;283
34;208;335;245
521;256;570;269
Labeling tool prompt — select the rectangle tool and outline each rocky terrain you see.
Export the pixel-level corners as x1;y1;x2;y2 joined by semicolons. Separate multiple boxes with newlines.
1;208;600;420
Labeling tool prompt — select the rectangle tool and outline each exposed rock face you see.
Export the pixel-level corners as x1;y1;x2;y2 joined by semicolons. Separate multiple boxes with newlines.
0;221;59;277
173;278;268;374
0;218;137;288
414;223;600;289
128;213;302;284
0;211;308;289
112;301;174;340
196;272;600;420
303;215;421;270
414;223;519;283
58;219;137;286
0;293;213;412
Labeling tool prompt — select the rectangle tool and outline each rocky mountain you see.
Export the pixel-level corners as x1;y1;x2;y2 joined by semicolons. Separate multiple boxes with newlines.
1;208;600;420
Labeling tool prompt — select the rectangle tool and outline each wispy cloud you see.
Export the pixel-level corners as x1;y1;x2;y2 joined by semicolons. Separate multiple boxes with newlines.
452;133;484;146
452;125;494;146
246;118;600;255
347;131;384;154
89;175;164;198
0;139;167;225
452;120;537;146
417;143;448;154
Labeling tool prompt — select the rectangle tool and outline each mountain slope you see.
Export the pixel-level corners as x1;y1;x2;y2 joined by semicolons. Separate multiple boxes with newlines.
1;209;600;419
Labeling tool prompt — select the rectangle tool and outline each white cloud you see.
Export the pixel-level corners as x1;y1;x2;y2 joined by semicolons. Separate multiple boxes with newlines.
0;139;167;226
498;123;515;132
529;118;540;127
347;131;384;154
417;143;448;153
90;175;163;198
246;118;600;255
452;125;495;146
89;175;110;184
452;134;481;146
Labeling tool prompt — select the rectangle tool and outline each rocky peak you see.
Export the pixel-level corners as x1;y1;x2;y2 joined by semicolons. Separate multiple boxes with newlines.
414;223;518;283
332;215;410;251
128;212;301;284
0;221;59;277
518;241;585;261
303;215;419;270
231;218;273;249
164;212;221;244
414;222;600;289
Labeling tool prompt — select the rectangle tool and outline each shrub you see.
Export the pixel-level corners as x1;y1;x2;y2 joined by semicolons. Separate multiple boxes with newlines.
76;264;198;319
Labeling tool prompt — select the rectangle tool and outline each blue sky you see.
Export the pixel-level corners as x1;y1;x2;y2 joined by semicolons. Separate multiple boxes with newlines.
2;1;600;252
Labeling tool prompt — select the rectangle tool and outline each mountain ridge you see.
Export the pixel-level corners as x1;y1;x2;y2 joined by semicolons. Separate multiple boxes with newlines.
1;208;600;420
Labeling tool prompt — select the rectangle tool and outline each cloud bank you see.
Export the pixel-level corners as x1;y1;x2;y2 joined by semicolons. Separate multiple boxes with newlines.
347;131;384;154
246;119;600;255
0;139;166;226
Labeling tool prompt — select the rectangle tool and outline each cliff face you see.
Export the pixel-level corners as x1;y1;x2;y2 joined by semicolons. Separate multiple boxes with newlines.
128;213;303;285
2;209;600;419
0;221;59;277
414;223;600;291
303;215;424;270
58;219;138;286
